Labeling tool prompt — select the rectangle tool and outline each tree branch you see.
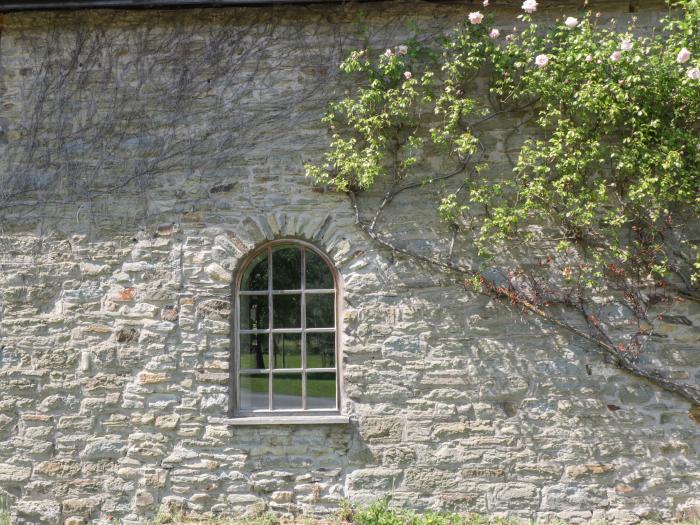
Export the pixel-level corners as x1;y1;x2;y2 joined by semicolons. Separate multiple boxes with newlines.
349;190;700;406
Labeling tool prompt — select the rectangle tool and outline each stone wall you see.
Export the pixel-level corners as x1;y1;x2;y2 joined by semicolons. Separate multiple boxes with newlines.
0;1;698;524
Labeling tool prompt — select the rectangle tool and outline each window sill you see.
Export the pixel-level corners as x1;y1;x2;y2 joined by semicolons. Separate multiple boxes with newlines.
210;415;350;426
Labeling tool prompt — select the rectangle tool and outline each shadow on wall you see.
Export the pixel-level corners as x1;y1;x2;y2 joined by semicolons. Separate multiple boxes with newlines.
0;2;698;524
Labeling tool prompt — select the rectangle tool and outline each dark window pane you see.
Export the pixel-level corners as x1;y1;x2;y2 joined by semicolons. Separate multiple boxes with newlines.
240;334;269;370
273;333;301;369
239;373;269;411
272;373;302;410
307;332;335;369
241;252;268;291
240;295;269;331
306;293;334;328
272;246;301;290
273;294;301;328
305;249;334;289
307;373;336;409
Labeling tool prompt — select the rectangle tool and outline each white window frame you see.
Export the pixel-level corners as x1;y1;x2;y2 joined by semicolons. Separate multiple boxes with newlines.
230;239;342;418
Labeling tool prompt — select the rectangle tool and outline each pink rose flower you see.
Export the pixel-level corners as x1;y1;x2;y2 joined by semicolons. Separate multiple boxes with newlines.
688;67;700;80
677;47;691;64
610;50;622;62
403;71;412;80
564;17;579;28
621;39;633;52
522;0;538;13
483;0;489;6
585;54;593;62
489;28;500;39
535;54;549;67
384;49;393;57
469;11;484;24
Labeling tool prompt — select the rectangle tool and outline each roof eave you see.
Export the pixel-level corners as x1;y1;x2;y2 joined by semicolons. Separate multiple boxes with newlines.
0;0;364;12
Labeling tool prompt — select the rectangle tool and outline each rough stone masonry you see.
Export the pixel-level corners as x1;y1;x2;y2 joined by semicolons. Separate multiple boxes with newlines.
0;1;698;524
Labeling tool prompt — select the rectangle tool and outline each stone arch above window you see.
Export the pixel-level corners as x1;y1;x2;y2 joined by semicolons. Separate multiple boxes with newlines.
231;239;340;418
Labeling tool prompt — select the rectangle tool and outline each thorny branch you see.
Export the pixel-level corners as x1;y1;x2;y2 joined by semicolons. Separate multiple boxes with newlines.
347;141;700;406
2;8;698;408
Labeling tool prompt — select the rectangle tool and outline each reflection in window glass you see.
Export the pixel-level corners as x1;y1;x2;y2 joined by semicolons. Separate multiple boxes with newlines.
241;252;268;291
307;373;336;409
240;334;269;370
273;294;301;328
240;295;269;331
240;374;269;410
272;373;303;409
306;293;334;328
306;250;333;289
237;243;339;414
307;332;335;368
273;333;302;369
273;246;301;290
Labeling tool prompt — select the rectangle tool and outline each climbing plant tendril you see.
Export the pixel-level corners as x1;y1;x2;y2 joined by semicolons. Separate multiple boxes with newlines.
306;1;700;405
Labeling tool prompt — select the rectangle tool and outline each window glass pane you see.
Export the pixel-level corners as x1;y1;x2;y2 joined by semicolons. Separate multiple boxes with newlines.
305;249;333;289
240;334;269;370
273;333;301;369
272;373;302;410
307;372;336;409
237;243;341;415
241;252;268;291
240;295;269;331
307;332;335;369
239;373;269;411
273;294;301;328
272;246;301;290
306;293;334;328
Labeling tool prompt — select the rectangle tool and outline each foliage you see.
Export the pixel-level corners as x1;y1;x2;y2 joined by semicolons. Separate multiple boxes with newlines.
307;0;699;276
348;499;466;525
130;499;700;525
138;500;516;525
95;499;700;525
304;42;437;192
143;506;283;525
0;494;9;525
305;0;700;401
487;3;700;279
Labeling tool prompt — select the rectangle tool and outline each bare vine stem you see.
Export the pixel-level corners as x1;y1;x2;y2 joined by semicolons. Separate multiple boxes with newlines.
347;185;700;407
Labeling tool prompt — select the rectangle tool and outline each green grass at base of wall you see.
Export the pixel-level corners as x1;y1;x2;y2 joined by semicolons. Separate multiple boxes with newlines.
137;500;700;525
2;497;697;525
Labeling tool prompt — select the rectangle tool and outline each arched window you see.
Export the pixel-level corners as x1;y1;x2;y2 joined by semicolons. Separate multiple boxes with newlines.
232;240;340;417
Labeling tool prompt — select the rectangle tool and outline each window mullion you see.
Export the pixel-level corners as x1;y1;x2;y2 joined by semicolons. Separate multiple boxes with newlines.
236;240;339;417
240;328;336;334
267;245;273;411
235;280;240;415
301;247;307;410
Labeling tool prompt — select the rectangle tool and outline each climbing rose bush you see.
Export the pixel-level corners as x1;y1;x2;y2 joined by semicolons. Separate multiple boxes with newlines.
487;0;700;286
306;0;700;289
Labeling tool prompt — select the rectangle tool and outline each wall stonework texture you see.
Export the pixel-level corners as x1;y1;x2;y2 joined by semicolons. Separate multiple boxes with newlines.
0;1;698;524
